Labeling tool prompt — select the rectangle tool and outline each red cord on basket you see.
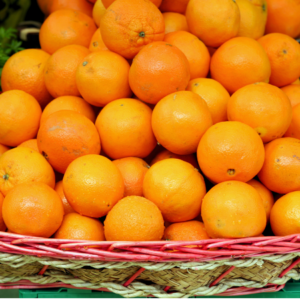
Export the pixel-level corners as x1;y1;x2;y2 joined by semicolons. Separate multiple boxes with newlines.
209;266;236;287
279;257;300;278
123;267;145;287
164;286;171;292
38;265;49;275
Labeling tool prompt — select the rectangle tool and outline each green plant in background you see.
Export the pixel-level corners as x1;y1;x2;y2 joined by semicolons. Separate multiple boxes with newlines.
0;27;24;90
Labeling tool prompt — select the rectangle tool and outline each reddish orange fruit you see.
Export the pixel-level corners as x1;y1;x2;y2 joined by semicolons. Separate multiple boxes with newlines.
55;181;75;215
163;13;189;34
18;139;39;152
104;196;164;241
202;181;266;238
281;84;300;107
0;145;10;157
143;159;206;222
89;29;108;52
37;110;101;174
49;0;93;17
55;212;105;241
197;121;265;183
0;193;6;232
159;0;190;14
285;104;300;140
102;0;162;8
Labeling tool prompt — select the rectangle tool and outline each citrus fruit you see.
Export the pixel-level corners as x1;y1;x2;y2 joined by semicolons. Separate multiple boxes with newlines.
0;193;6;232
18;139;39;152
197;121;265;183
163;13;189;34
55;181;75;215
37;0;53;15
202;181;266;238
2;182;64;238
92;0;106;27
54;212;105;241
281;84;300;107
95;99;156;159
102;0;162;8
63;155;124;218
159;0;189;13
129;41;190;104
37;110;101;174
0;90;41;147
49;0;93;17
100;0;164;59
152;91;212;155
284;104;300;140
143;159;206;223
0;145;9;157
89;29;108;52
104;196;164;241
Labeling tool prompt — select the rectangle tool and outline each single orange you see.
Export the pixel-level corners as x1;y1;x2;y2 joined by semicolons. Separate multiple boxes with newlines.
55;181;75;215
1;49;52;107
129;41;190;104
197;121;265;184
164;31;210;80
100;0;164;59
143;159;206;223
37;110;101;174
112;157;150;197
186;0;240;48
63;155;124;218
92;0;106;27
37;0;54;15
41;96;95;124
76;51;131;107
227;82;292;143
159;0;189;14
211;37;271;94
89;29;108;52
2;182;64;238
163;13;189;34
0;145;10;157
292;78;300;85
284;104;300;140
202;181;266;238
104;196;164;241
164;221;210;241
258;33;300;87
49;0;93;17
55;213;105;241
258;137;300;194
18;139;39;152
102;0;162;9
0;90;42;147
95;99;156;159
0;147;55;196
39;9;97;55
281;84;300;107
152;91;212;155
247;179;274;221
0;193;6;232
186;78;230;124
151;149;198;169
270;191;300;236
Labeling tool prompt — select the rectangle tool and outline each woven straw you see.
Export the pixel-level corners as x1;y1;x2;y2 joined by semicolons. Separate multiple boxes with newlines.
0;262;42;277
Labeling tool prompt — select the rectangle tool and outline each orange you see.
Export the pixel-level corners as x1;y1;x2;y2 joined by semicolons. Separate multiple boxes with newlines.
0;90;42;147
89;29;108;52
151;149;198;169
1;49;52;107
129;41;190;104
2;182;63;238
37;110;101;174
210;37;271;94
164;31;210;80
55;181;75;215
112;157;150;197
54;212;105;241
247;179;274;221
100;0;164;59
0;193;6;232
41;96;95;124
197;121;265;184
270;192;300;236
0;145;10;157
0;147;55;196
63;155;124;218
104;196;164;241
186;0;240;48
258;138;300;194
186;78;230;124
101;0;162;9
44;45;90;98
281;85;300;107
236;0;267;39
39;9;97;55
227;82;293;143
76;51;131;107
143;159;206;222
49;0;93;17
18;139;39;152
164;220;210;241
292;78;300;85
258;33;300;87
159;0;189;14
95;99;156;159
92;0;106;27
37;0;54;15
152;91;212;155
284;104;300;140
163;13;189;34
265;0;300;38
202;181;266;238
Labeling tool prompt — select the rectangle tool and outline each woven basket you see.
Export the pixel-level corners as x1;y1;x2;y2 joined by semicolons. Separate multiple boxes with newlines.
1;232;300;297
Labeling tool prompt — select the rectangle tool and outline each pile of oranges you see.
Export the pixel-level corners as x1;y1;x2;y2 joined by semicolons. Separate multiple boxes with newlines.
0;0;300;243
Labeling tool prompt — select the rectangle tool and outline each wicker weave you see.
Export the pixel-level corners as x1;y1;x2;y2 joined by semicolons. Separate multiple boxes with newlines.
0;262;43;277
